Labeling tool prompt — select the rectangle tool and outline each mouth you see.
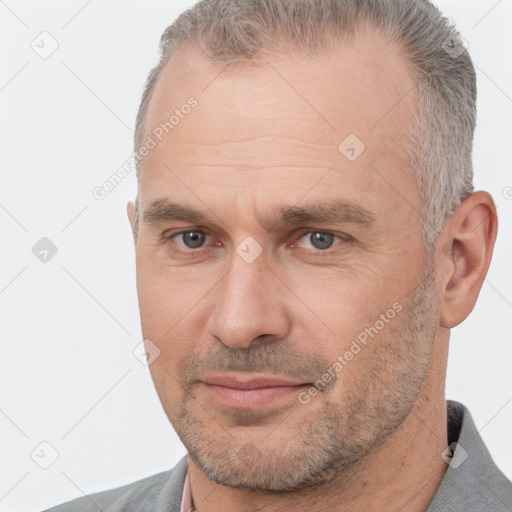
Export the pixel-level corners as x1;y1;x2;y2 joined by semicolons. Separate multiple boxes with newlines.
200;373;311;410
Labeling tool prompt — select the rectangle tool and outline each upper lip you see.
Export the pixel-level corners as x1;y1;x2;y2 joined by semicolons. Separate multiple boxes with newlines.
202;373;306;389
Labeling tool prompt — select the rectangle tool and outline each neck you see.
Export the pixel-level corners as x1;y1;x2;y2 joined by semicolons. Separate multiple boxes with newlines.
188;334;450;512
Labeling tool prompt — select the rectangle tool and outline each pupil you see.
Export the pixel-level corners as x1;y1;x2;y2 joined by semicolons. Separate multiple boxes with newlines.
311;232;333;250
183;231;205;249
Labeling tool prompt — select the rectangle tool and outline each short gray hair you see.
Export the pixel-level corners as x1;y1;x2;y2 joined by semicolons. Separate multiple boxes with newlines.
134;0;476;250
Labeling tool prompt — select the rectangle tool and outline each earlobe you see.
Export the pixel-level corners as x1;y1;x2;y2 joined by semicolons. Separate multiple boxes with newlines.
439;192;498;328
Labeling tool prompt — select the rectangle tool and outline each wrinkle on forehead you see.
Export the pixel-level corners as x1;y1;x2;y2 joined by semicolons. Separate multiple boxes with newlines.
144;30;418;148
138;30;421;235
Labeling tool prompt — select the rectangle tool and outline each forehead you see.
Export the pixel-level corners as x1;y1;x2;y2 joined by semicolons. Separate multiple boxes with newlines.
145;30;417;140
139;31;420;225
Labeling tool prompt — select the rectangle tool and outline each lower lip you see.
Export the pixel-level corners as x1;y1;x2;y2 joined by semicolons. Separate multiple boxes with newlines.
203;383;309;409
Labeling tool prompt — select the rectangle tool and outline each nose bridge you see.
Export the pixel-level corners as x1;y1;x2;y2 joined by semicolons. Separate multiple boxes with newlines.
207;249;289;349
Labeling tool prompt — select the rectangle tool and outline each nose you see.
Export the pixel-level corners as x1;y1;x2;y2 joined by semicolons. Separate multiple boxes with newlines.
205;249;291;349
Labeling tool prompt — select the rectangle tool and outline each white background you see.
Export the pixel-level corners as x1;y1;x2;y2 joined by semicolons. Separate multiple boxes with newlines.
0;1;511;510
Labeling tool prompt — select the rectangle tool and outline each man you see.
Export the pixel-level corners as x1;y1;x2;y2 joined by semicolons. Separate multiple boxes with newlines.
45;0;512;510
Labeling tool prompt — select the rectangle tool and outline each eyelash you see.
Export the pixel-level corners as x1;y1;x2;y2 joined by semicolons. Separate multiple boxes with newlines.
165;228;350;256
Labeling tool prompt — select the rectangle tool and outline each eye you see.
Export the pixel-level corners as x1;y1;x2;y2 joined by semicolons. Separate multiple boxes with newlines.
166;229;350;256
170;230;211;250
294;231;348;251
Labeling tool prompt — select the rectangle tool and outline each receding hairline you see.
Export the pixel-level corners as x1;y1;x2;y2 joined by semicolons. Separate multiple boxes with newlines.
137;22;418;164
132;0;477;250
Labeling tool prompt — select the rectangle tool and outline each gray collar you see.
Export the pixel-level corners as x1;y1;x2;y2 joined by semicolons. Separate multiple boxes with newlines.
427;400;512;511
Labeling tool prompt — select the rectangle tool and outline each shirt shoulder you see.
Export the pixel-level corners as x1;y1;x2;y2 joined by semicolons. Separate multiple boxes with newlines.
42;456;188;512
427;401;512;512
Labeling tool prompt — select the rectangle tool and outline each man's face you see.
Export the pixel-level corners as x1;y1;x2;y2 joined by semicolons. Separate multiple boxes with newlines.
131;33;441;490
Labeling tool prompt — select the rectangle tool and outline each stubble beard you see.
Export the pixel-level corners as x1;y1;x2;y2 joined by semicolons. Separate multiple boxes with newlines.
170;259;440;492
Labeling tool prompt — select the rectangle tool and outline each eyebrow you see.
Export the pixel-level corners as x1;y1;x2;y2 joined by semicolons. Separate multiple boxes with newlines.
142;198;375;230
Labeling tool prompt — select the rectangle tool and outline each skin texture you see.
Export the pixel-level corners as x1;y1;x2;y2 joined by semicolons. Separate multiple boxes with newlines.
127;31;497;512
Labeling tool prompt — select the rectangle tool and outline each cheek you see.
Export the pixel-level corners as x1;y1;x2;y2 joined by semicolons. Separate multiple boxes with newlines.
136;254;214;332
136;266;211;381
286;265;399;353
147;359;184;426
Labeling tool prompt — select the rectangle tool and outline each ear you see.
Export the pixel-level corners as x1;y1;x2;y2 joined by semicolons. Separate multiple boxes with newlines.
437;191;498;328
127;200;137;241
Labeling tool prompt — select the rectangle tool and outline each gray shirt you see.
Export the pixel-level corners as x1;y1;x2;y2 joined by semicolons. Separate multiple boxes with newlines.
43;401;512;511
